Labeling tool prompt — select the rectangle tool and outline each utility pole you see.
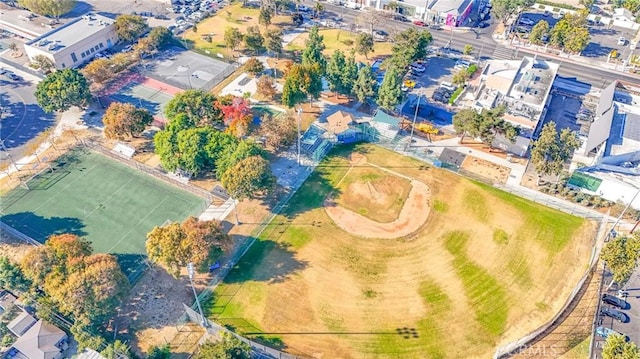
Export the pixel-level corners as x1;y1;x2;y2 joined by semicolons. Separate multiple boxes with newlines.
187;263;208;328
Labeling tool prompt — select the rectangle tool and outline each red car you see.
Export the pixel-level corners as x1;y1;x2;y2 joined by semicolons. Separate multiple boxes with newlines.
413;20;426;26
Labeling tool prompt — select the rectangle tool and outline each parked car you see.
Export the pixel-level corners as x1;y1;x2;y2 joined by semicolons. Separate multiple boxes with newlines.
5;72;21;81
373;30;388;41
596;326;628;340
601;307;629;322
298;5;311;12
410;63;426;72
618;37;627;45
479;21;490;28
602;293;629;309
412;20;426;27
519;17;534;25
0;68;7;75
393;14;409;22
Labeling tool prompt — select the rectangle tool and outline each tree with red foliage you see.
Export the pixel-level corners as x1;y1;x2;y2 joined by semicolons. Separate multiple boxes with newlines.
217;95;253;137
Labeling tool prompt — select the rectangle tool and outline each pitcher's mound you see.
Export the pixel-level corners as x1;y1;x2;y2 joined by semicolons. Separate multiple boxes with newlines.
325;179;432;239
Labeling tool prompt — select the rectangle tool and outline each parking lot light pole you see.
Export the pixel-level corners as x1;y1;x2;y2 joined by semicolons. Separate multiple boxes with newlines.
408;96;420;148
187;263;208;328
297;107;302;166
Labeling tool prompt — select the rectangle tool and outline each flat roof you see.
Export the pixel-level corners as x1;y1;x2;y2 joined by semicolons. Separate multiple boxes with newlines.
26;13;114;54
427;0;473;14
623;113;640;142
508;57;558;108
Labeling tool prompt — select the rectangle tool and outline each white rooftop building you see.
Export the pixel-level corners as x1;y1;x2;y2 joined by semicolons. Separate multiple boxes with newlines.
23;13;118;70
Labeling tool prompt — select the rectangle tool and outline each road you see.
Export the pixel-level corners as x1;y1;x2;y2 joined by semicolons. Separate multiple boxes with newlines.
304;1;640;89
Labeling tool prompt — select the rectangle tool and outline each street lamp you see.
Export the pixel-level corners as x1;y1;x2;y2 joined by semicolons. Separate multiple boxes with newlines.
296;107;302;166
187;262;208;328
408;95;421;148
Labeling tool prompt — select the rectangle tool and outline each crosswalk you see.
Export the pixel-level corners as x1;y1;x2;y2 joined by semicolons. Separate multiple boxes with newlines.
492;45;516;60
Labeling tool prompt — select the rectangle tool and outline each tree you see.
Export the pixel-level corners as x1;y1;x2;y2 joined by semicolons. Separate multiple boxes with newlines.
259;7;273;30
0;257;31;292
281;63;322;107
35;69;91;113
114;14;149;42
452;69;470;86
224;27;244;54
352;65;377;103
147;345;172;359
529;20;550;45
376;66;402;110
549;14;590;53
244;26;264;53
601;233;640;287
326;50;346;95
148;26;173;49
256;75;277;99
463;44;474;55
101;340;131;359
193;333;251;359
259;112;297;151
71;318;106;351
602;333;639;359
453;108;482;143
31;54;54;73
218;95;253;137
82;58;113;84
389;28;432;69
221;156;275;200
357;9;383;35
477;105;519;149
564;26;590;53
529;122;580;178
216;139;267;177
491;0;535;23
164;89;223;126
17;0;75;20
342;53;358;98
301;26;326;73
355;33;374;59
146;217;228;277
579;0;595;11
314;1;325;18
265;28;283;57
8;42;18;55
102;102;153;140
243;57;265;76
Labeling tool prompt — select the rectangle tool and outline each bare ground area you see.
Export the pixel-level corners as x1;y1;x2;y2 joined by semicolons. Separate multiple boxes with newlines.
460;155;512;184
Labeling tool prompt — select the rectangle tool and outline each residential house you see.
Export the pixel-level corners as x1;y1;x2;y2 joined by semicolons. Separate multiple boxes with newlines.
10;320;68;359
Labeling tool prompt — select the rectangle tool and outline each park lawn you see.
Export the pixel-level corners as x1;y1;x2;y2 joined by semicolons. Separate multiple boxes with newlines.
183;2;292;58
286;29;393;63
206;144;596;358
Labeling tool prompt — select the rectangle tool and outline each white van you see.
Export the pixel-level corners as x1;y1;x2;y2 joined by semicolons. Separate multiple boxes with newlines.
345;1;360;9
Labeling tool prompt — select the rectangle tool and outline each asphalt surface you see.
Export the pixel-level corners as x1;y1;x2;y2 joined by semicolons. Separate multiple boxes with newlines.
303;1;640;89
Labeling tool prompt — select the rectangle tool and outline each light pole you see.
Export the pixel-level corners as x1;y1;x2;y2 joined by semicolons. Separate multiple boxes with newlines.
296;107;302;166
187;263;207;328
408;95;420;148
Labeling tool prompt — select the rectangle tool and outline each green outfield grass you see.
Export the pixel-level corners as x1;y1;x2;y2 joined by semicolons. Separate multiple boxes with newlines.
0;148;206;279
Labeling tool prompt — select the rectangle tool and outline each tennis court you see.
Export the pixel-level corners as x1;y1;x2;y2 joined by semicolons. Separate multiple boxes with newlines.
109;81;174;122
568;171;603;192
0;148;206;280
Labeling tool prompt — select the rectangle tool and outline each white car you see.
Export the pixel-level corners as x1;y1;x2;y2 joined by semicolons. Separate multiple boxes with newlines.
519;17;534;25
618;37;626;45
410;63;426;72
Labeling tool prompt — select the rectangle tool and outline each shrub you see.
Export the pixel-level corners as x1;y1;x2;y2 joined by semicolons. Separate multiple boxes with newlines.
342;39;354;46
448;87;464;105
466;64;478;76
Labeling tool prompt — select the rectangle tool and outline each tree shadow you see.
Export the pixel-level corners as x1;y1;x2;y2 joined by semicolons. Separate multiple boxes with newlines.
0;212;86;243
0;92;56;150
113;253;148;283
582;42;614;58
222;239;308;284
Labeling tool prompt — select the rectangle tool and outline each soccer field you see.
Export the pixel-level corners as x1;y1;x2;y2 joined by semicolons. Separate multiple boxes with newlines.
0;148;206;278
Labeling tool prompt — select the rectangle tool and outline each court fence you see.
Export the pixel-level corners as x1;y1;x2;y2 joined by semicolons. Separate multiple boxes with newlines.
144;62;238;92
0;220;41;246
80;140;218;206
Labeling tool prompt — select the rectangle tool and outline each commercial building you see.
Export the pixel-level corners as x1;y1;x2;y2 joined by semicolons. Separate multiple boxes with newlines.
472;56;559;155
23;13;117;70
362;0;473;26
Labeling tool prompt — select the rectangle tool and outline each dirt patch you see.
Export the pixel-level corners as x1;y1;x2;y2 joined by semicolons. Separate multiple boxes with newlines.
325;178;431;239
460;155;511;184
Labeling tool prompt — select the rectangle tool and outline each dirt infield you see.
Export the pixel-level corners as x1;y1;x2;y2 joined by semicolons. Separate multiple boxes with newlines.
325;179;431;239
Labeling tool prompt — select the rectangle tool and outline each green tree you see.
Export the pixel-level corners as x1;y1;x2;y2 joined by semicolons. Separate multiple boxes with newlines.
18;0;75;20
193;333;251;359
244;26;264;53
463;44;474;55
147;344;172;359
100;340;131;359
453;108;482;143
114;14;149;42
259;7;273;29
0;257;31;292
491;0;535;23
326;50;346;95
224;27;244;54
216;139;266;177
265;28;283;57
452;69;470;86
281;63;323;107
164;89;222;126
601;233;640;287
376;66;402;110
342;53;358;98
352;65;377;103
35;69;91;113
146;217;228;277
243;57;265;76
564;26;590;53
314;1;325;18
390;28;432;69
148;26;173;49
301;25;326;73
71;318;106;351
477;105;519;149
529;20;550;45
579;0;595;10
102;102;153;140
602;333;640;359
355;32;374;59
529;121;580;178
221;155;276;201
175;127;219;176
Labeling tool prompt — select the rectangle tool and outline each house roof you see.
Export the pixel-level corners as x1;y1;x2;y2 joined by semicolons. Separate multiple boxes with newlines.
623;113;640;142
7;310;36;337
326;111;354;134
75;349;106;359
12;320;67;359
0;291;17;311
